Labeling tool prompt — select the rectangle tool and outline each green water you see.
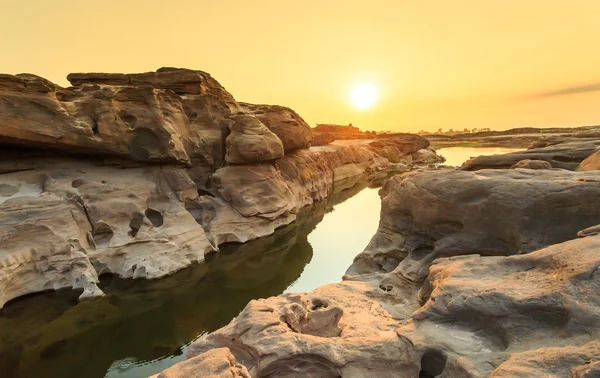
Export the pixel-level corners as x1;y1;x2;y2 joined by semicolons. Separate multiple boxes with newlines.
0;176;383;378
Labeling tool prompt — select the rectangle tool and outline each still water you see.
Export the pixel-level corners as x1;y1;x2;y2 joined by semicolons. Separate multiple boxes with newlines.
436;147;522;167
0;177;382;378
0;147;519;378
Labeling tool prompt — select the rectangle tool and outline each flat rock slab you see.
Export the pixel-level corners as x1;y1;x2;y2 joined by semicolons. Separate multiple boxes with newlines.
459;140;600;171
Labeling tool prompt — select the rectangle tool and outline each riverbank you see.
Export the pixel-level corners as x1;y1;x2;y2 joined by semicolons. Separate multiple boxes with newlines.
154;140;600;377
426;125;600;149
0;68;443;309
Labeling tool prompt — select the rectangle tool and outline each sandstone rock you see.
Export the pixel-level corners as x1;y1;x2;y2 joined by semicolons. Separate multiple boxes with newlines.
509;159;552;169
369;133;430;156
224;111;284;164
0;136;406;308
348;169;600;282
413;234;600;377
0;68;425;311
193;144;402;246
151;348;251;378
577;149;600;171
240;103;313;152
159;231;600;378
0;160;215;308
1;68;291;168
0;183;103;308
412;148;446;165
460;140;600;171
312;132;336;146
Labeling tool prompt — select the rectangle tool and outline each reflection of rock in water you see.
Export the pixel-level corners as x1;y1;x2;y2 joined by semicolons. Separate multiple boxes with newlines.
0;175;374;378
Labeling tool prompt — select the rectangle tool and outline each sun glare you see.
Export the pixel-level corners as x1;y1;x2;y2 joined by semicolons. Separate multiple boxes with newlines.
349;83;378;110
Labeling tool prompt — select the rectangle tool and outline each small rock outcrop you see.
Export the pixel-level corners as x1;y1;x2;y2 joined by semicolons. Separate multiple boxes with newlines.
510;159;552;169
240;103;313;152
577;149;600;171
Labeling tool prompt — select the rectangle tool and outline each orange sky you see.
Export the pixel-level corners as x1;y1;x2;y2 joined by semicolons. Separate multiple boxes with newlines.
2;0;599;132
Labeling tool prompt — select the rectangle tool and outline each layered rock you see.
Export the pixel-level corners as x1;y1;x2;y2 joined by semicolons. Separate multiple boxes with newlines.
459;140;600;171
0;68;444;308
0;177;372;378
240;103;313;152
0;68;287;167
349;169;600;281
155;166;600;377
156;232;600;378
577;149;600;171
509;159;552;169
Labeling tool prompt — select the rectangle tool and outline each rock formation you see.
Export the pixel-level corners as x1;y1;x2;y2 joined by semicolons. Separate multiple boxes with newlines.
578;149;600;171
155;164;600;377
0;68;438;309
240;103;313;152
349;169;600;280
509;159;552;169
0;176;372;378
459;140;600;171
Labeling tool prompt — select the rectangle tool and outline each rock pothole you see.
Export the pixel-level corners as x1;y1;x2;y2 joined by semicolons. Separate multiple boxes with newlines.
419;350;447;378
128;213;144;237
144;208;164;227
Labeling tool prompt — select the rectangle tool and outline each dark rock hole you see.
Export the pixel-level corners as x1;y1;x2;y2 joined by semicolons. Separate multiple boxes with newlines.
145;208;164;228
419;350;447;378
311;299;328;311
129;214;144;237
197;188;214;197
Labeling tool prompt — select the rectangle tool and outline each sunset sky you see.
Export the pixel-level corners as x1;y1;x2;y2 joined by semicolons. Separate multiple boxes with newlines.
2;0;599;132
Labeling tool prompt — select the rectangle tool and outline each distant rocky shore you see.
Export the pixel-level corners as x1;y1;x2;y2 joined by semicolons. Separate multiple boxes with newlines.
153;131;600;376
426;125;600;149
0;68;442;309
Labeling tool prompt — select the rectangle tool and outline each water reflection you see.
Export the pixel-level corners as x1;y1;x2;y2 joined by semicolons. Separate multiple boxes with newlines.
436;147;522;167
0;174;383;378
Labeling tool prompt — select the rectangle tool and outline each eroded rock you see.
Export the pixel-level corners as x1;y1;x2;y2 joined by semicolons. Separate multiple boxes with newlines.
241;103;313;152
510;159;552;169
158;230;600;377
348;169;600;281
577;149;600;171
460;140;600;171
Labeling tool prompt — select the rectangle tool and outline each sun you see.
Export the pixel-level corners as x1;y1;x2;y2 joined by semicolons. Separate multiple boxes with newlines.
349;83;378;109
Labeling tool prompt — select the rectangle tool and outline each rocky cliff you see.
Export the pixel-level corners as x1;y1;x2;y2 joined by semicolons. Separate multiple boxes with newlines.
154;141;600;377
0;68;437;309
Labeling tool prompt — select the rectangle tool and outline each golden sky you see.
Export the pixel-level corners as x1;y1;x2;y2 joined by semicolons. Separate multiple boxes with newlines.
2;0;599;132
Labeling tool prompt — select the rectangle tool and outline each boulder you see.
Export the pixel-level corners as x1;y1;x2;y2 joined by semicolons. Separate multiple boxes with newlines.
151;348;251;378
224;111;284;164
510;159;552;169
577;149;600;171
460;140;600;171
312;132;336;146
240;103;313;152
412;148;446;165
